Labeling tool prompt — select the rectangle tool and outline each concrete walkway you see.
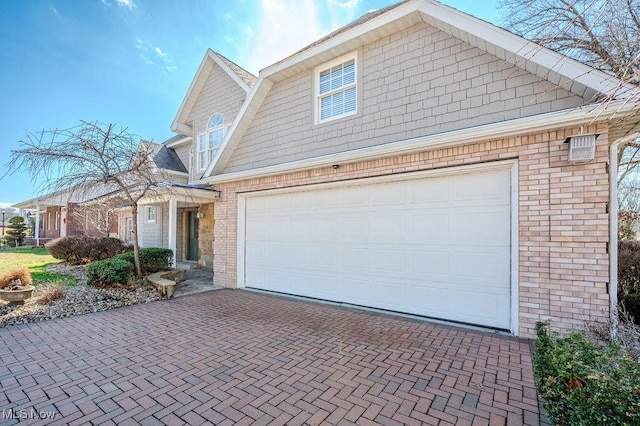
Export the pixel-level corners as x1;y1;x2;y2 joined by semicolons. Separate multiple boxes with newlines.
0;290;547;425
172;268;222;298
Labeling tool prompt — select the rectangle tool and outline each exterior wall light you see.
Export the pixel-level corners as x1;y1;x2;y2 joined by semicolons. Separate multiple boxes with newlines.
566;134;598;163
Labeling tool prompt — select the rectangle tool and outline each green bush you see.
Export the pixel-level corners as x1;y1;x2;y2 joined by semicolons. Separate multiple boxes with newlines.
86;258;133;286
622;293;640;325
113;247;173;274
533;322;640;425
46;236;129;265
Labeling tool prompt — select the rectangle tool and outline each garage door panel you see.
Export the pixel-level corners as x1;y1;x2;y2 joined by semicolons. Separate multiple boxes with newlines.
340;217;369;242
408;177;449;204
372;215;406;243
453;170;510;202
453;289;509;327
340;247;371;269
407;250;450;277
372;182;405;206
373;249;406;272
411;214;449;240
454;249;511;282
244;167;512;329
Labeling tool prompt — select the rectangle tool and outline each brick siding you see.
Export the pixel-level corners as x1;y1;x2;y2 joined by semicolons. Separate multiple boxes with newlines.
211;124;610;338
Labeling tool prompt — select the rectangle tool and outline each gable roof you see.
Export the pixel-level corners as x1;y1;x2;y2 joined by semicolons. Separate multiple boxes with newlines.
171;49;257;134
142;140;188;174
203;0;637;178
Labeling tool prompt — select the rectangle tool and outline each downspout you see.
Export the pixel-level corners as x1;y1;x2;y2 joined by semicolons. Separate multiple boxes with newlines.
609;142;619;340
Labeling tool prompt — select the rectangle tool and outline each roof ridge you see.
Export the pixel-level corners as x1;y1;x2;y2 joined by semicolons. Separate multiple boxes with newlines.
213;50;258;87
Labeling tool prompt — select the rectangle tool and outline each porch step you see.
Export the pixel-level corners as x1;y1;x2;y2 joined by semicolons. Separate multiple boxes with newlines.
175;262;201;270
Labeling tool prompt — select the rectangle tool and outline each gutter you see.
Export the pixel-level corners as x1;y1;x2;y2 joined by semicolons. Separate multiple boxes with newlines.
202;100;638;185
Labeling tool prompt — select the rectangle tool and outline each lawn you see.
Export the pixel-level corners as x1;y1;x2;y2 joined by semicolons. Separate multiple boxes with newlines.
0;247;77;286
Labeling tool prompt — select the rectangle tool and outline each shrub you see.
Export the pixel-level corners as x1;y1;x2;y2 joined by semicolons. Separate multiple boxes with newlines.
533;322;640;425
0;267;33;289
618;240;640;297
622;293;640;325
113;248;173;274
86;258;133;286
46;236;129;265
5;216;27;247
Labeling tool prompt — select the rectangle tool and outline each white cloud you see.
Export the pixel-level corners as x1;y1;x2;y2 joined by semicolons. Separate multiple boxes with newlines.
135;38;176;72
138;54;157;66
328;0;359;8
226;13;232;19
115;0;136;10
154;47;168;59
238;0;326;74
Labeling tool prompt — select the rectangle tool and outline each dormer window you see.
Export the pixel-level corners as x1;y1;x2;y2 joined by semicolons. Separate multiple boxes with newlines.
198;113;224;170
315;52;357;124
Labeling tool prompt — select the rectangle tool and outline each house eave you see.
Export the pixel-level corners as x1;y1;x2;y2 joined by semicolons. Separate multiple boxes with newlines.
201;100;638;185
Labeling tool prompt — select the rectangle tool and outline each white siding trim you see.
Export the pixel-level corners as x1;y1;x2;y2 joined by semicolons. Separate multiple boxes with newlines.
510;160;519;336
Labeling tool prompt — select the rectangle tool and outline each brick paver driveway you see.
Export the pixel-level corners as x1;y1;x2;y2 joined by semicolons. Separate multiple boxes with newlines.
0;290;545;425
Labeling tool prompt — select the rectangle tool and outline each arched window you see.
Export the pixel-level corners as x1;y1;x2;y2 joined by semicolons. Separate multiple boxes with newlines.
198;113;224;170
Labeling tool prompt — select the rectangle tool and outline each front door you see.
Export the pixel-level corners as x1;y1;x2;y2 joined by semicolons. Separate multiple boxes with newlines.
187;211;199;261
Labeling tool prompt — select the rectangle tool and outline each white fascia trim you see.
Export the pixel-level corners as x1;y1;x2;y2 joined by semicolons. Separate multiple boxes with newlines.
171;50;252;133
209;52;253;94
166;136;192;148
202;101;637;185
261;1;420;79
171;52;211;133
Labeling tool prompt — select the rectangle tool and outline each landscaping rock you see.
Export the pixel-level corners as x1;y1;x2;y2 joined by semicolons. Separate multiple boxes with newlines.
0;263;161;328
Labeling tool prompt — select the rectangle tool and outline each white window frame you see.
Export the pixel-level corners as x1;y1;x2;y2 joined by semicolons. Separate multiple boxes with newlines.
198;113;225;171
314;51;358;125
145;206;157;224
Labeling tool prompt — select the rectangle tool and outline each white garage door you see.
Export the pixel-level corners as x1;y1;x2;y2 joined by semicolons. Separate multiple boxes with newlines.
242;166;512;329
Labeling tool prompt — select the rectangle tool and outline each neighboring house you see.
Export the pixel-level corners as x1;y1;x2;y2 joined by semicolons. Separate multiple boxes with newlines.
12;189;117;244
168;0;638;338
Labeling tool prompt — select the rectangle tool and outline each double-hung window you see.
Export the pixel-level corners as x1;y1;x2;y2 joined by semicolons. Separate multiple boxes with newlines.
145;206;157;224
198;113;224;170
316;53;357;123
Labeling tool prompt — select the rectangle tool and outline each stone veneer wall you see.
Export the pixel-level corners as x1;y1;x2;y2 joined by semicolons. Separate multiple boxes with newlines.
212;124;610;338
198;203;215;267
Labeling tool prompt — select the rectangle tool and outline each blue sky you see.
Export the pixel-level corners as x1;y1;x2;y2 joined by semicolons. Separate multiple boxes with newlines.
0;0;500;205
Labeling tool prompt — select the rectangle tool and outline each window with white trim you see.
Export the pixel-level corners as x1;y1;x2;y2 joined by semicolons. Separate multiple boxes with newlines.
198;113;224;170
315;53;357;123
145;206;157;223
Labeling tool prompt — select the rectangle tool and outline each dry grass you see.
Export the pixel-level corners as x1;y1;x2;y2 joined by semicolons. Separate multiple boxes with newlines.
35;286;65;305
0;267;33;289
584;308;640;362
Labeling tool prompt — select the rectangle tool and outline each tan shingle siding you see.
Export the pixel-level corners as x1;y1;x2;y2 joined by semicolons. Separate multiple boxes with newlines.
188;65;247;179
223;22;586;174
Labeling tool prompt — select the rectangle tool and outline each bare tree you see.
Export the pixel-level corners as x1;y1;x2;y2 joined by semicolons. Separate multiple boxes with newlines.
3;121;170;277
71;198;122;238
499;0;640;179
499;0;639;84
